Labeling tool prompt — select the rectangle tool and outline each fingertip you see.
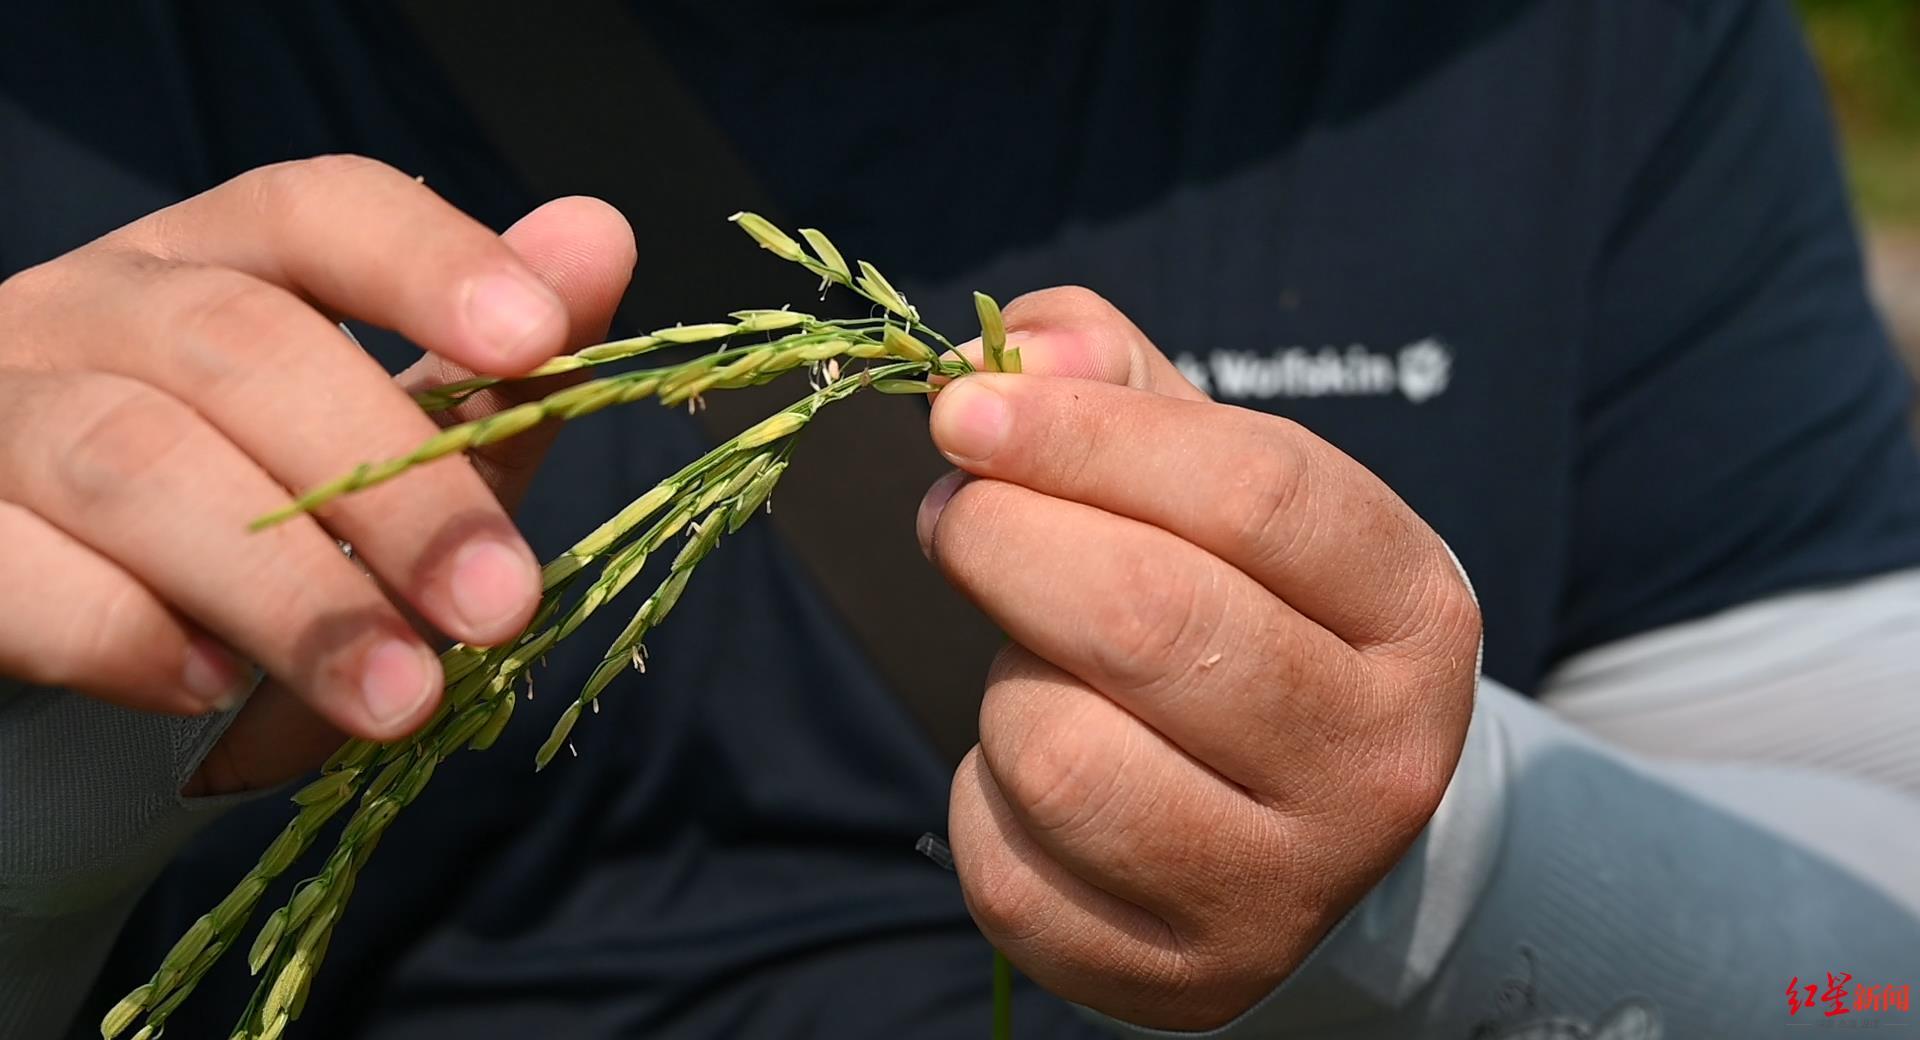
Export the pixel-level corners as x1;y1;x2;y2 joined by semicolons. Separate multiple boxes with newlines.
501;196;637;350
181;635;253;710
510;195;635;254
353;636;442;740
458;267;570;374
445;534;541;645
555;195;638;269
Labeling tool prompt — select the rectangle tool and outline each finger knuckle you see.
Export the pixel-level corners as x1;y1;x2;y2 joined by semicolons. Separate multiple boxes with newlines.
959;847;1052;945
1422;561;1484;664
1352;675;1462;837
297;152;399;180
1370;743;1458;841
165;265;302;375
260;153;400;193
1090;548;1209;692
1149;955;1284;1032
244;153;406;219
1217;424;1312;571
950;778;1054;946
1075;938;1269;1032
989;702;1130;842
57;381;201;507
1370;549;1482;706
1096;954;1207;1021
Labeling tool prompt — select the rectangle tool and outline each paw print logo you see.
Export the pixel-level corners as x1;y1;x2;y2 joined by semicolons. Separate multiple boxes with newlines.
1396;338;1453;404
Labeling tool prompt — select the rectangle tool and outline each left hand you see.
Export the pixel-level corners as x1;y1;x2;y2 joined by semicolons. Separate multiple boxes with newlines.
924;288;1481;1030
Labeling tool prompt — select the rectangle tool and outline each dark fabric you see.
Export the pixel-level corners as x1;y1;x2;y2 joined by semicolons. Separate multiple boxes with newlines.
0;1;1914;1037
381;0;1014;765
631;0;1920;683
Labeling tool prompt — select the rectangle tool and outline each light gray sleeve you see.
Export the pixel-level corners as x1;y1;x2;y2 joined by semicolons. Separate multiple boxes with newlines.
0;682;254;1040
1087;567;1920;1039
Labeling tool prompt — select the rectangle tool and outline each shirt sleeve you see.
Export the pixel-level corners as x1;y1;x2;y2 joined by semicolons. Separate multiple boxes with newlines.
1563;0;1920;657
0;682;257;1039
1081;569;1920;1039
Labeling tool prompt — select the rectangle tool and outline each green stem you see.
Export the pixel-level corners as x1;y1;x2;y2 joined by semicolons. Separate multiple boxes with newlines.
109;212;981;1040
412;316;904;411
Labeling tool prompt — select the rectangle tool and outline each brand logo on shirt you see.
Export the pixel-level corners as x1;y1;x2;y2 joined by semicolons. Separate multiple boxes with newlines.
1173;337;1453;404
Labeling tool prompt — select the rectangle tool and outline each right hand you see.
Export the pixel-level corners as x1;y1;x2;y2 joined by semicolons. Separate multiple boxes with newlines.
0;156;636;794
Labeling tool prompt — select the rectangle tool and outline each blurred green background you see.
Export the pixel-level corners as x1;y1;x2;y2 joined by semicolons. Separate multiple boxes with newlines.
1800;0;1920;226
1799;0;1920;418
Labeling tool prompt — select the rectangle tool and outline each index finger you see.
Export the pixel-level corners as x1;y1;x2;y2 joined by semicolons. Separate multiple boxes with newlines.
30;252;540;651
118;154;569;376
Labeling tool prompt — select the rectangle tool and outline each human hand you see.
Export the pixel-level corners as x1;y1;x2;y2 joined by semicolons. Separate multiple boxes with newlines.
926;288;1481;1029
0;156;635;795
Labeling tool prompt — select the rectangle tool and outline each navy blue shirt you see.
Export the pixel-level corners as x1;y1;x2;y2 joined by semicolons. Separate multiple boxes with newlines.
2;2;1915;1037
632;0;1920;681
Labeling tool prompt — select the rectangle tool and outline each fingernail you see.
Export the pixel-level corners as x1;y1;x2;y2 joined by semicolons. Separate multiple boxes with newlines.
932;377;1009;462
463;271;561;363
360;638;435;728
450;536;537;636
917;469;969;557
182;637;247;707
